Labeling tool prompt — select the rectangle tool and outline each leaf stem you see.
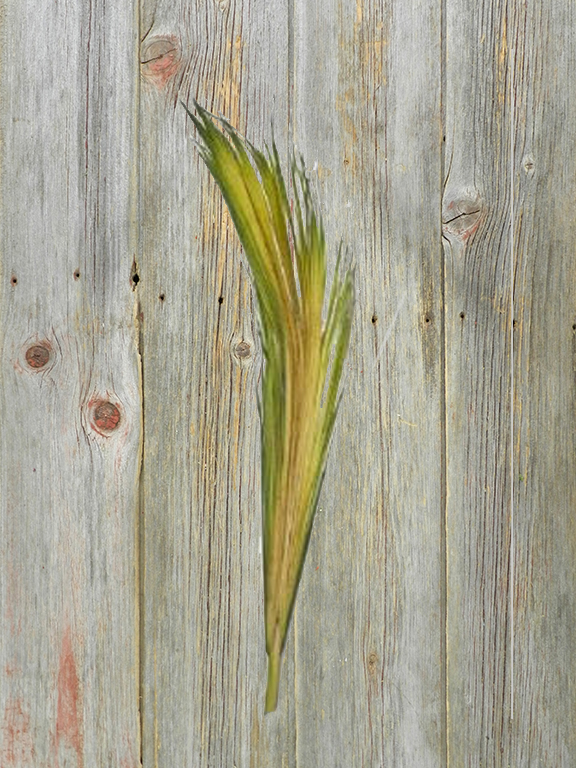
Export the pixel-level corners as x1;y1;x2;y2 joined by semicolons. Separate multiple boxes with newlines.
264;650;282;713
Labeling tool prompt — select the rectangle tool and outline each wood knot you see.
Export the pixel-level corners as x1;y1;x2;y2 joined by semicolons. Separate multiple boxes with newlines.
442;191;484;244
91;400;121;435
234;340;251;359
25;343;51;369
522;154;535;178
367;651;379;677
140;36;181;89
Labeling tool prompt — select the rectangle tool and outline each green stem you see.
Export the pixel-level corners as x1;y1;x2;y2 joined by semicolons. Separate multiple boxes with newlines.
264;650;282;713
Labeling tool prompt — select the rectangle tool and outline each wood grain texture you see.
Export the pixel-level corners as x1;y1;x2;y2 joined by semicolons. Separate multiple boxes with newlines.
0;0;141;766
511;1;576;763
443;0;513;763
291;0;445;765
138;0;294;765
1;0;575;764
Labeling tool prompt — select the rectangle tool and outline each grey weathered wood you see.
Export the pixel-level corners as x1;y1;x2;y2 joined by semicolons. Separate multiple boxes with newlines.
1;0;576;764
443;0;513;762
138;1;293;765
444;3;576;761
510;1;576;763
291;1;444;766
0;0;141;765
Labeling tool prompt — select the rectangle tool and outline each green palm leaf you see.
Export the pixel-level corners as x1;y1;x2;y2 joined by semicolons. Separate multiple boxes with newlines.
183;101;354;713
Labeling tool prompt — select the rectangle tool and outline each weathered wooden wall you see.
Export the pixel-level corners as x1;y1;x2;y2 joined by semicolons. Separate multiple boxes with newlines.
0;0;575;765
0;0;141;765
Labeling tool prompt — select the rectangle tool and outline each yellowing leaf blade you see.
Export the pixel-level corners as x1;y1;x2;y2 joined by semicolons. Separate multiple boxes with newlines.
183;102;354;714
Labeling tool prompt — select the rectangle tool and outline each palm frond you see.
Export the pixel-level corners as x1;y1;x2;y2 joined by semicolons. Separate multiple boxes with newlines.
183;100;355;713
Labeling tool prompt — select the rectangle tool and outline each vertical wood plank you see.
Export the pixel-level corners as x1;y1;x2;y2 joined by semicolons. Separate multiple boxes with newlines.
0;1;141;765
138;0;293;764
443;0;513;762
292;0;445;765
511;1;576;762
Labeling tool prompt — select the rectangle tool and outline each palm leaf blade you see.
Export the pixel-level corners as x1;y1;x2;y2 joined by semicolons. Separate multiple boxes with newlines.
183;101;355;713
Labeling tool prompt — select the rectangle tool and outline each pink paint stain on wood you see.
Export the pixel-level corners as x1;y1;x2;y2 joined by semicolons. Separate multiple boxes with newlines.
4;558;22;637
55;627;83;768
118;730;140;768
2;698;35;766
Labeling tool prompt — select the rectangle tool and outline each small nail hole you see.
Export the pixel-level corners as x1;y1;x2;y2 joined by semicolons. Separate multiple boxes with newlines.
132;273;140;285
425;316;431;324
73;269;80;280
218;296;224;305
572;324;576;331
459;312;465;320
159;293;165;302
10;275;17;286
371;315;378;324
